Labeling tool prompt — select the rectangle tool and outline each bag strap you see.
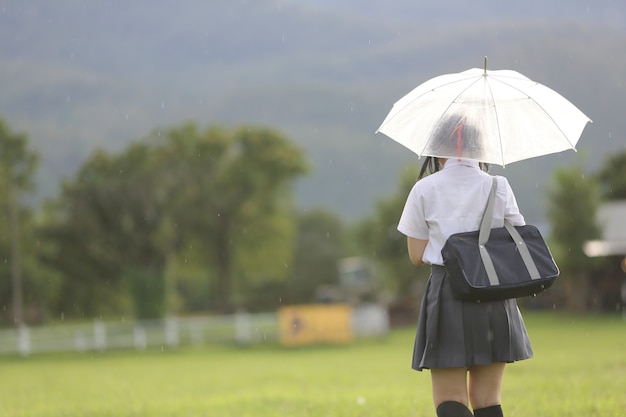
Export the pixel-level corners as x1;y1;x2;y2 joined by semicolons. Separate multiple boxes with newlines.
504;222;541;279
478;177;498;245
478;176;542;286
478;177;499;285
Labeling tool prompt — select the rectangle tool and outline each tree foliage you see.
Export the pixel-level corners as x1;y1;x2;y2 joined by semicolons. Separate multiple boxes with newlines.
0;118;55;324
547;164;602;271
286;209;345;305
355;165;430;304
38;145;167;317
157;125;309;311
39;124;308;318
595;151;626;199
546;163;604;310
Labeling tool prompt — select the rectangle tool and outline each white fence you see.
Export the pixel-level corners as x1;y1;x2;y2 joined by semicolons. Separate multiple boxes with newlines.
0;304;389;356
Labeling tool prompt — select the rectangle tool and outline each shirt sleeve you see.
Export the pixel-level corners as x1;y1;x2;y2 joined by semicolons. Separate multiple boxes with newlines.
397;184;430;239
502;177;526;226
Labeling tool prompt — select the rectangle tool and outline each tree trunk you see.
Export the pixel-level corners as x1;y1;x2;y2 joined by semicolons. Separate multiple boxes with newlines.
565;270;590;312
214;215;234;313
9;182;23;326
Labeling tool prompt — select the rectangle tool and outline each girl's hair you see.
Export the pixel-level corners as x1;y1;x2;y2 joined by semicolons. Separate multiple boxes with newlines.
418;156;443;179
417;113;489;179
417;156;489;179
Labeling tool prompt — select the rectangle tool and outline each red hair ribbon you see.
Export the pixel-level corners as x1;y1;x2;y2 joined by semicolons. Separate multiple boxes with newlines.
450;122;463;159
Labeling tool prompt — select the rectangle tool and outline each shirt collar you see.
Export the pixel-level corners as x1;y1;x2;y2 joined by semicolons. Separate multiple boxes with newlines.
443;158;480;169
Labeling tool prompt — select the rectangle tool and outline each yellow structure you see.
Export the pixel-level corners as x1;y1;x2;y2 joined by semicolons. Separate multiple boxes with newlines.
278;304;353;346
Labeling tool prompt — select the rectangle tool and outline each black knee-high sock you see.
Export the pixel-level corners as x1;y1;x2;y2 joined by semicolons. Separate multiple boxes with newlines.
436;401;474;417
473;404;503;417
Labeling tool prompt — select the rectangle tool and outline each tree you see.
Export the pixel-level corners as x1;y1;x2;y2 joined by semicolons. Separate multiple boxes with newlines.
166;125;309;312
546;163;603;310
592;150;626;310
0;118;41;325
596;151;626;199
39;123;308;317
286;209;345;305
39;144;169;317
355;165;430;310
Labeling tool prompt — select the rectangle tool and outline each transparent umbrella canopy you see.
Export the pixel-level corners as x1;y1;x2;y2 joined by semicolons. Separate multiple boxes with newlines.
376;58;592;166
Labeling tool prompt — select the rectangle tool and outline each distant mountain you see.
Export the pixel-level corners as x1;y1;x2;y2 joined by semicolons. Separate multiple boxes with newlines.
1;0;625;224
292;0;626;28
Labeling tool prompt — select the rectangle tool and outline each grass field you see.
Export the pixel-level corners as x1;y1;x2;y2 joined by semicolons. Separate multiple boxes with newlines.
1;312;625;417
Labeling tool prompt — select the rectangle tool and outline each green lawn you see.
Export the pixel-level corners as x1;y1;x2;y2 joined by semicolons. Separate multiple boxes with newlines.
1;312;625;417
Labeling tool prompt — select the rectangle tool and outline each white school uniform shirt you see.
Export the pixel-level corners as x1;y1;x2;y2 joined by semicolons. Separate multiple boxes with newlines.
397;158;525;266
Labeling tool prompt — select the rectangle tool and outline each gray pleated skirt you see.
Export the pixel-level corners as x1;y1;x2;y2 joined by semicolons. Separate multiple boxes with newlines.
413;265;533;371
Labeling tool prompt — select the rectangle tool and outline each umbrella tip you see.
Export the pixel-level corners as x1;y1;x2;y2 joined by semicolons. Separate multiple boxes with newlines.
483;56;487;75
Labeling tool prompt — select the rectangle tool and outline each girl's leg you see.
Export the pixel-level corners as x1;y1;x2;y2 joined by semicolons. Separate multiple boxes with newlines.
468;362;506;410
430;368;473;417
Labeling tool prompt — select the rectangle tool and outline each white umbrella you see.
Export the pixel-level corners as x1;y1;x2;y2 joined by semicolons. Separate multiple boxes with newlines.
376;58;592;166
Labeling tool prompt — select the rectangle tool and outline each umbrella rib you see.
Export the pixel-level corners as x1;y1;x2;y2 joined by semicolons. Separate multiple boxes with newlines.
484;77;505;166
490;77;579;150
378;74;480;130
